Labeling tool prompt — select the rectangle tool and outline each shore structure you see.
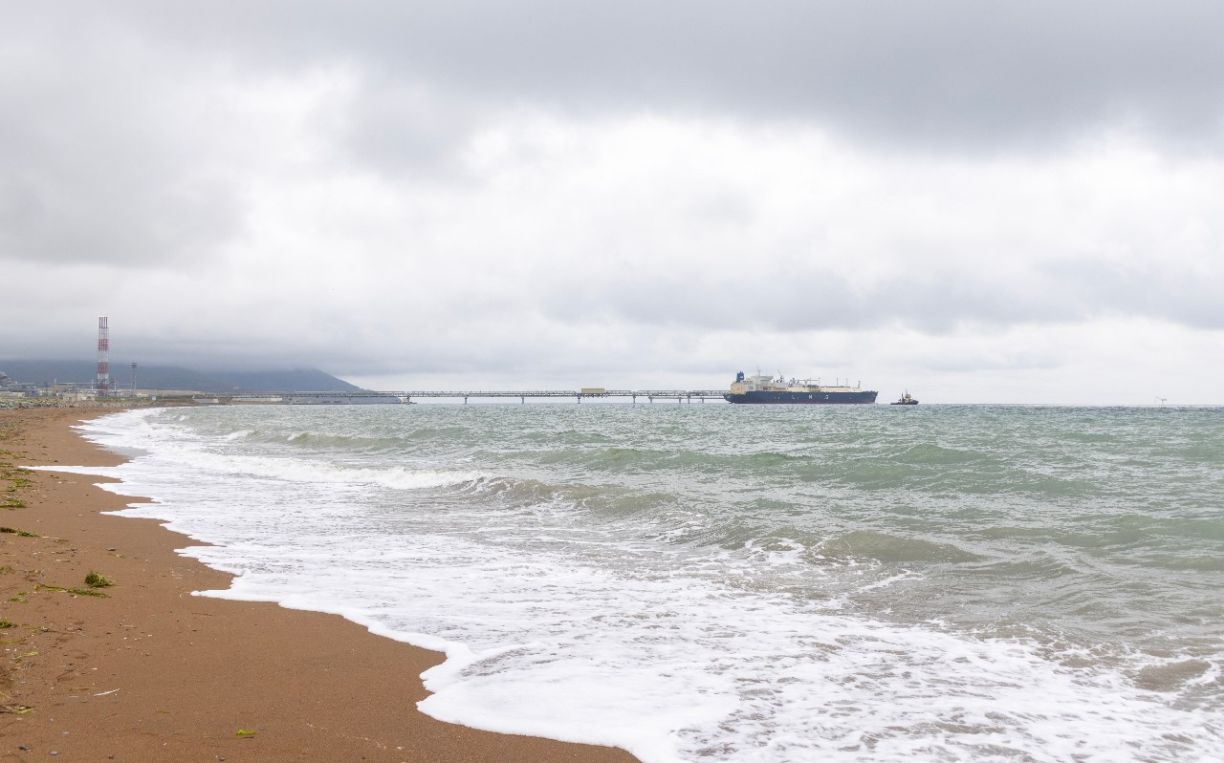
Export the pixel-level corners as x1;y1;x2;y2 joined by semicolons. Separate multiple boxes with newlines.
0;407;636;762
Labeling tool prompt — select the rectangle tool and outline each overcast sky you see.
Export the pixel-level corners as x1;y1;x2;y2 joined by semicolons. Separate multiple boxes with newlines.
3;1;1222;403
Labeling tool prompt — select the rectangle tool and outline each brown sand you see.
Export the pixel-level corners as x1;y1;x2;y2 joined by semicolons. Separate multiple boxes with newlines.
0;407;637;762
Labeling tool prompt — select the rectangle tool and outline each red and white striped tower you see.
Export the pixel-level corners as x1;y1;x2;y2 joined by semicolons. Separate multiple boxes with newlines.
96;316;110;398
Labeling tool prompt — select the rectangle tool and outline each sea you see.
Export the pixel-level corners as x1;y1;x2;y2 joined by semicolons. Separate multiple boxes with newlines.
63;403;1223;762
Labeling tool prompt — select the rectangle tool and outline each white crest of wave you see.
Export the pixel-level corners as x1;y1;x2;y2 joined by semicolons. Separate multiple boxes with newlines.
168;449;478;491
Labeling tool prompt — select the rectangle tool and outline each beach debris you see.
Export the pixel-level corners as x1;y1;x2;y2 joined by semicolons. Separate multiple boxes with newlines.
94;689;120;697
235;729;257;738
84;571;114;588
0;527;38;537
0;619;14;628
35;583;107;598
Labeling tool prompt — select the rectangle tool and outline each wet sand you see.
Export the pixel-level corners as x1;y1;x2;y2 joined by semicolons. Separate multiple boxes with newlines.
0;407;636;762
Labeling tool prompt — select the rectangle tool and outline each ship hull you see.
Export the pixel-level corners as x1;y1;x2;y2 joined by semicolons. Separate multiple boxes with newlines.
724;390;878;404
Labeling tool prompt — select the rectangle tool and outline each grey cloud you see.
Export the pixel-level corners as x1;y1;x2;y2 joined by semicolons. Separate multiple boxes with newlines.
0;164;242;268
539;259;1220;334
333;77;484;178
1039;259;1224;329
915;352;1065;374
8;0;1223;242
56;0;1224;152
0;23;246;267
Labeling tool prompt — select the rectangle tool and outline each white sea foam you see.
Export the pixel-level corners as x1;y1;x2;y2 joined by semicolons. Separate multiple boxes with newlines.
27;464;119;478
56;407;1224;762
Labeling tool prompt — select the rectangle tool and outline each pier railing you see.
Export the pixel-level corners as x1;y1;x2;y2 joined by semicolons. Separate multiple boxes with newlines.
394;390;727;403
210;389;729;404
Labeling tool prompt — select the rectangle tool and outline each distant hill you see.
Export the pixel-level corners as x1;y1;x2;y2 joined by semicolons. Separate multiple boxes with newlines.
0;360;363;394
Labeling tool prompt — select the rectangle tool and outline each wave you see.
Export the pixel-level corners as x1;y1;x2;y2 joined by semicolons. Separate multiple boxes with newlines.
63;405;1224;762
818;530;983;564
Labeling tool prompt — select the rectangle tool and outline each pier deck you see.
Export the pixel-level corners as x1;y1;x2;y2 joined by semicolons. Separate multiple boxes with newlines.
396;390;726;403
213;390;728;404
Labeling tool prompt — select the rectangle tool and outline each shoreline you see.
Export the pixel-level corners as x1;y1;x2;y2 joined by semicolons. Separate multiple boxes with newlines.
0;407;636;762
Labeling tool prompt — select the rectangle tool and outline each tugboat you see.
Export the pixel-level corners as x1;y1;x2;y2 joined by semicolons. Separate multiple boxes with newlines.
890;391;918;406
724;371;878;404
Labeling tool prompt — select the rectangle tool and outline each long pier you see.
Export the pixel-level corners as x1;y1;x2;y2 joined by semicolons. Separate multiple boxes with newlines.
228;389;729;404
396;389;727;404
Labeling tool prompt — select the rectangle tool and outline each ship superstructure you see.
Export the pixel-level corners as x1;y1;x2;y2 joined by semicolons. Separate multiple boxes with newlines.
724;371;878;404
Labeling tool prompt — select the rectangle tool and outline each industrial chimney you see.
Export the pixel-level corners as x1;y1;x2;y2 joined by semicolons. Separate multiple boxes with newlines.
96;316;110;398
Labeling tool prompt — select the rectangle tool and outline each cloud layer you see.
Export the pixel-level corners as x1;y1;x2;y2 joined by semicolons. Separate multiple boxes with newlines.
3;2;1223;403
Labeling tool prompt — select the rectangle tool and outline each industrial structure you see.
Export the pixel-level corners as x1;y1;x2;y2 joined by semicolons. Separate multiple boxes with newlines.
95;316;110;398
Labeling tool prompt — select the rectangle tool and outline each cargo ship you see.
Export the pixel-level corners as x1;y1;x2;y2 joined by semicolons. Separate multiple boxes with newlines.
724;371;878;404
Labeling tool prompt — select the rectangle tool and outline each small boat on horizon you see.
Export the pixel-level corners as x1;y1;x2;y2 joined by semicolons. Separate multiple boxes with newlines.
890;391;919;406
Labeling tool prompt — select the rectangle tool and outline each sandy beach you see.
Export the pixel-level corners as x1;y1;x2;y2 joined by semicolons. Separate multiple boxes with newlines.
0;407;636;762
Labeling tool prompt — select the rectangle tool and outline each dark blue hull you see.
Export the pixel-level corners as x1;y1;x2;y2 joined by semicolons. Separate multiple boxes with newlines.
725;390;878;404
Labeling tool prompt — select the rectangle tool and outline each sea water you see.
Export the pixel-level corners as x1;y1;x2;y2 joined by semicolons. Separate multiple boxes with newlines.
62;404;1223;761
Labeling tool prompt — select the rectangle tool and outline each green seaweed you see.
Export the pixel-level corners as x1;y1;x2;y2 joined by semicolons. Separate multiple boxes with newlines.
35;583;107;598
85;571;113;588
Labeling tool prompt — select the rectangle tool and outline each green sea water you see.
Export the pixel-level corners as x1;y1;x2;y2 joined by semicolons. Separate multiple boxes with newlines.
83;403;1224;761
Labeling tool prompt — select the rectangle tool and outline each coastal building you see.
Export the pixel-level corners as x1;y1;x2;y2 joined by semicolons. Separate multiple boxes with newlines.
0;370;40;397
